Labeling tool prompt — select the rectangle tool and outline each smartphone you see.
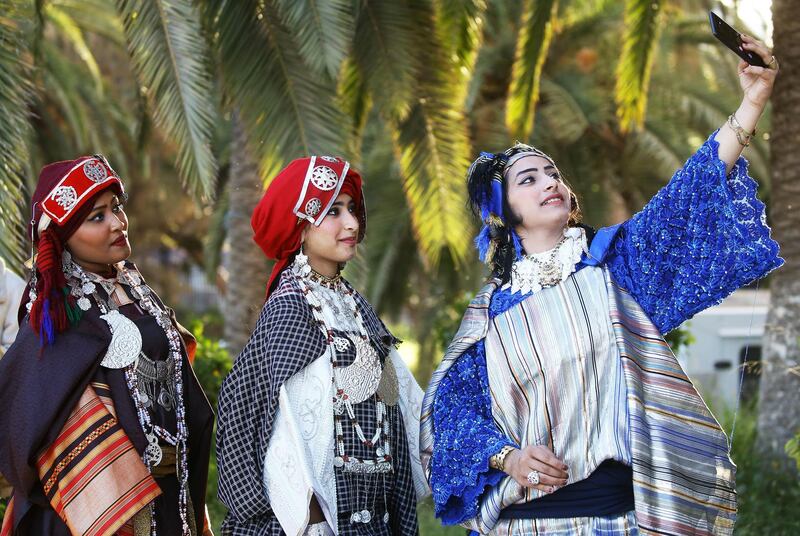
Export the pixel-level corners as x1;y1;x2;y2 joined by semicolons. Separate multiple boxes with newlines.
709;11;767;68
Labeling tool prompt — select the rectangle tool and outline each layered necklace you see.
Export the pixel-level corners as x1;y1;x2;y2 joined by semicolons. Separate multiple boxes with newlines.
290;252;398;526
60;253;191;536
505;226;588;295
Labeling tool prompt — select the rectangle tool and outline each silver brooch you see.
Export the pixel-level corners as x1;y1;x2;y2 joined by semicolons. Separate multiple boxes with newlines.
305;197;322;217
51;186;78;210
310;165;338;191
83;159;108;182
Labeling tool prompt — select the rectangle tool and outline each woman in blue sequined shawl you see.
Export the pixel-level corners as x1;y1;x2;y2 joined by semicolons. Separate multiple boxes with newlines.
420;36;782;536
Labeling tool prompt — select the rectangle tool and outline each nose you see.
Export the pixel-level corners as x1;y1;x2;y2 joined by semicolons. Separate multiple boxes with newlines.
544;179;558;191
343;209;359;232
110;211;126;231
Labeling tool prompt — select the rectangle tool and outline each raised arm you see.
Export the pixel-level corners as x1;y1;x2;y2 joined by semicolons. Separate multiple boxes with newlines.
716;35;778;172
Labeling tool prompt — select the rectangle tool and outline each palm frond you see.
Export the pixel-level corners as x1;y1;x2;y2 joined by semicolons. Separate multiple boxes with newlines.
437;0;487;72
539;77;590;144
337;57;371;157
391;0;473;267
351;1;418;120
614;0;662;132
50;0;125;43
273;0;353;79
505;0;559;140
209;0;347;172
117;0;218;200
44;4;103;93
0;1;35;267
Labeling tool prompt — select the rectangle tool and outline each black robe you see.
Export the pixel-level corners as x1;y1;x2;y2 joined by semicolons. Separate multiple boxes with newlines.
0;275;213;534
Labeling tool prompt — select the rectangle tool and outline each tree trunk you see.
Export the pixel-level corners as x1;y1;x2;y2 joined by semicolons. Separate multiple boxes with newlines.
756;0;800;472
222;112;270;356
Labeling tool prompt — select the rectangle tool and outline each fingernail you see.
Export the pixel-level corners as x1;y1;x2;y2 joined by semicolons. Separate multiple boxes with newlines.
548;486;556;493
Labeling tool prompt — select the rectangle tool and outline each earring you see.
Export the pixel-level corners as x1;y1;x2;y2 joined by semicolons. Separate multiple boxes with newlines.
292;244;312;277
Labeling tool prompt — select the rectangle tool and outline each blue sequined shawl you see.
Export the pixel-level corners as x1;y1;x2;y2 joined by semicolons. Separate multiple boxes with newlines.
419;131;782;535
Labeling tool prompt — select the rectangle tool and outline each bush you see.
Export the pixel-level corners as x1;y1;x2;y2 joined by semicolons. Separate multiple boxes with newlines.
188;316;233;410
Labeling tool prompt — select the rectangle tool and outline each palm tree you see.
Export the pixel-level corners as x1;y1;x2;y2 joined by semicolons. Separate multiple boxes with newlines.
757;0;800;472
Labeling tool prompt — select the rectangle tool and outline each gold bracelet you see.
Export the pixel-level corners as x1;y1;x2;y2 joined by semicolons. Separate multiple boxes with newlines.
490;445;516;472
728;113;756;147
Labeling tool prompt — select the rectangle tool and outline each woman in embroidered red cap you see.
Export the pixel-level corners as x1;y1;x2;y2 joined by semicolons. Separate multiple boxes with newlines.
0;156;214;535
216;156;428;535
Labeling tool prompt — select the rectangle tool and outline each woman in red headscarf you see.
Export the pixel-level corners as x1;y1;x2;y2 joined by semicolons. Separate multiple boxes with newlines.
216;156;428;535
0;156;214;535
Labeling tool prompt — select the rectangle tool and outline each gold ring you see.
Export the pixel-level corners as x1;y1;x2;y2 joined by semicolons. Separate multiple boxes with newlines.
768;55;778;69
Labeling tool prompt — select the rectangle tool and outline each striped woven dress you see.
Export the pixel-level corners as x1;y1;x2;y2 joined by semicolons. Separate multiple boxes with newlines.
420;131;783;535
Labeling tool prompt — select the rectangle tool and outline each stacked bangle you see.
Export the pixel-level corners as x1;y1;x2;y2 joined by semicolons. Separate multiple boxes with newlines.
490;445;516;472
728;113;756;147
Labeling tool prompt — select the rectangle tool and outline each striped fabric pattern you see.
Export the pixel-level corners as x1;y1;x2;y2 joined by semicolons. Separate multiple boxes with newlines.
485;267;630;502
420;270;736;535
491;509;639;535
35;383;160;536
607;270;736;535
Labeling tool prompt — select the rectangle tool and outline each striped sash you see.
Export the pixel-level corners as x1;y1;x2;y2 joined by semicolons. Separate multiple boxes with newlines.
34;382;160;536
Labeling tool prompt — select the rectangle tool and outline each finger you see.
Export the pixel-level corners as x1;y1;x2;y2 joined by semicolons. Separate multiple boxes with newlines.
519;455;568;480
514;475;564;493
741;40;772;65
526;446;569;474
743;65;768;77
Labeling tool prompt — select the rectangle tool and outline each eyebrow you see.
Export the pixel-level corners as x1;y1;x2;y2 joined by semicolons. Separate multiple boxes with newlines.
90;204;107;213
515;165;555;177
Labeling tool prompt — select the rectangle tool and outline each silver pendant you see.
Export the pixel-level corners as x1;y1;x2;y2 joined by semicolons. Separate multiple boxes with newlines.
333;456;344;468
77;297;92;311
158;389;175;411
99;310;142;368
383;512;389;524
145;433;162;466
333;337;381;405
350;511;362;524
360;510;371;523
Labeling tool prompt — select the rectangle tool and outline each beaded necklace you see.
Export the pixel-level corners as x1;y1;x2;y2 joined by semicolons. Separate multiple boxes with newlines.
290;255;393;525
61;255;191;535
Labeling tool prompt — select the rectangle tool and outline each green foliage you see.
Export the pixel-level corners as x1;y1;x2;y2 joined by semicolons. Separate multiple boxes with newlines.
116;0;219;200
786;430;800;472
664;324;694;352
506;0;559;139
188;315;232;411
0;0;35;267
723;404;800;535
615;0;662;131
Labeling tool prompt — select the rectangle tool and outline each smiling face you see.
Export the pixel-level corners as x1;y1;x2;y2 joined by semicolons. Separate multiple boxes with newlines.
301;193;360;277
65;189;131;274
505;155;574;245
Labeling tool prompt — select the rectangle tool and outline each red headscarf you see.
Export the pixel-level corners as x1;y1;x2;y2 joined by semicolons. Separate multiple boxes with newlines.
27;155;124;344
251;156;366;296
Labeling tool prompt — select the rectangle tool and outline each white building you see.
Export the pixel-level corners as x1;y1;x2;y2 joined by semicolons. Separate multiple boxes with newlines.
674;288;768;410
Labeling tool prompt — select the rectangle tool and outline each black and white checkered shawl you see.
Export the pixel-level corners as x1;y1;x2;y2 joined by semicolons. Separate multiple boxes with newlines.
216;270;418;535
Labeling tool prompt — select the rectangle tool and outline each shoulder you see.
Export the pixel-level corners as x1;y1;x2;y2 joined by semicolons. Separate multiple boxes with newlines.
263;272;311;319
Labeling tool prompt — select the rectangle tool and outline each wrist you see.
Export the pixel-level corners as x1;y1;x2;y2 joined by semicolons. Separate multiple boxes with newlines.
489;445;517;473
735;100;765;132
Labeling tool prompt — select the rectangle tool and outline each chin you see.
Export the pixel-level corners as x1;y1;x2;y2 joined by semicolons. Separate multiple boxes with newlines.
111;248;132;264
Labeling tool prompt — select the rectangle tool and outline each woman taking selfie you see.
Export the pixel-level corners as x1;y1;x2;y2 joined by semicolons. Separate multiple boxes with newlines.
0;156;214;535
216;156;427;535
421;36;781;535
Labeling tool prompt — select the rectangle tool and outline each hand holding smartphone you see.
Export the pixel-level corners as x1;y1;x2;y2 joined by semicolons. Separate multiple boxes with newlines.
708;12;767;68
